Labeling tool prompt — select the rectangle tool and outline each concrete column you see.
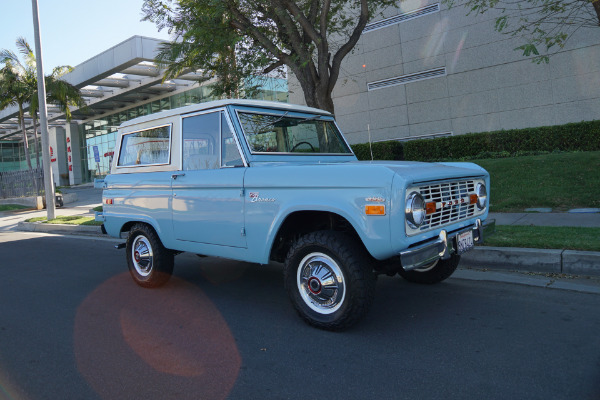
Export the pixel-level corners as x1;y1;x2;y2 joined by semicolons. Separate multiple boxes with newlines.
65;122;83;185
48;126;69;186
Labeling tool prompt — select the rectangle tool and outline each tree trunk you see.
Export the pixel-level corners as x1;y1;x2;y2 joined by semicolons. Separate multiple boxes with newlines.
593;0;600;26
18;104;33;170
295;67;336;115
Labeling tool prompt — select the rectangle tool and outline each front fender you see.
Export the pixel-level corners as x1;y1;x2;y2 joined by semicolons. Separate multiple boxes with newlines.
245;188;394;264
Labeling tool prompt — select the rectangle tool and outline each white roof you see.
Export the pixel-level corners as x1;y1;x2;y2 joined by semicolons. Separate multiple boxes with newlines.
119;99;333;128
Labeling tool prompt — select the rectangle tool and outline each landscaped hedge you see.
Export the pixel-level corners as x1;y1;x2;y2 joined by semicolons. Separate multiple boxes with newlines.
351;140;403;161
350;120;600;162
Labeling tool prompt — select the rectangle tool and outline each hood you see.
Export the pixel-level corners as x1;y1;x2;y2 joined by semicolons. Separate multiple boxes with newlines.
245;159;487;189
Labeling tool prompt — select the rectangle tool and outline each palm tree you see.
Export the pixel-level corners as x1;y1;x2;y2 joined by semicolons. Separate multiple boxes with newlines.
0;58;34;169
0;37;86;169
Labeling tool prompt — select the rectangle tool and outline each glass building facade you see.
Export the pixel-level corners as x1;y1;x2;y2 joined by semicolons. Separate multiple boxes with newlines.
0;140;42;172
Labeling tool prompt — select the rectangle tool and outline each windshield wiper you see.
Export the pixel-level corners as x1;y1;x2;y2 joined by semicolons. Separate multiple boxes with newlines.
296;115;321;123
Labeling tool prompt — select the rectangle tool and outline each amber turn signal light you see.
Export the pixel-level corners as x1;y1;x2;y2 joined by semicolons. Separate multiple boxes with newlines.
365;205;385;215
469;194;478;205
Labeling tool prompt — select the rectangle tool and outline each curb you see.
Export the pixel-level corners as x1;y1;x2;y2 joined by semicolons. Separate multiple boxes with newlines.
17;221;103;236
461;246;600;277
13;223;600;278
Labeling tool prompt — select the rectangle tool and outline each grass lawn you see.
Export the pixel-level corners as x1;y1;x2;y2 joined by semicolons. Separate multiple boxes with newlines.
0;204;30;212
483;225;600;252
474;151;600;212
26;215;102;226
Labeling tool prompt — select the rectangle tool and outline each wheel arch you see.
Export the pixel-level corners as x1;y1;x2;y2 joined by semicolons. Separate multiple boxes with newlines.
268;209;369;263
119;218;161;240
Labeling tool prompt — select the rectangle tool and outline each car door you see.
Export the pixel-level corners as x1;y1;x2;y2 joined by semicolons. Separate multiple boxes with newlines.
171;109;247;248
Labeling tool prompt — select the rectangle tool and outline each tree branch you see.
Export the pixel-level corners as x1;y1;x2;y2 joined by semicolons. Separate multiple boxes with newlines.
329;0;369;93
280;0;323;44
320;0;331;38
263;60;285;74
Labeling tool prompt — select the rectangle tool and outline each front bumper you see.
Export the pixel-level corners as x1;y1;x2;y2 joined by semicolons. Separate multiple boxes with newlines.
399;218;495;271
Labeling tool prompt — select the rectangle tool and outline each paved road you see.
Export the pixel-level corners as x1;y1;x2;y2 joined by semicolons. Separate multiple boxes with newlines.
1;231;599;400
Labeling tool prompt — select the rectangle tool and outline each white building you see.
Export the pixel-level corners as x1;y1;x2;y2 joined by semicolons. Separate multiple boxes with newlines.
289;1;600;144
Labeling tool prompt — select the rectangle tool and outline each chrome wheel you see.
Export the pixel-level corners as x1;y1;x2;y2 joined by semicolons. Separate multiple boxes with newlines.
297;252;346;314
131;235;153;277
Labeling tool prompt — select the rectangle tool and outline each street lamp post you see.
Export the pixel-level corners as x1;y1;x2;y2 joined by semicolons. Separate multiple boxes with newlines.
31;0;55;220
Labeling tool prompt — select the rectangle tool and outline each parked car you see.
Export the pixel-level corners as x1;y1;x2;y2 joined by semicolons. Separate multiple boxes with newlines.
95;99;494;330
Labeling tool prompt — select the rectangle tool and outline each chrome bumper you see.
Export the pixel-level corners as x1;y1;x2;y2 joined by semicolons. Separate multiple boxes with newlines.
399;218;496;271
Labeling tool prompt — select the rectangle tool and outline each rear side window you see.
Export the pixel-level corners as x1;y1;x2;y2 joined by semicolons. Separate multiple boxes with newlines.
117;125;171;166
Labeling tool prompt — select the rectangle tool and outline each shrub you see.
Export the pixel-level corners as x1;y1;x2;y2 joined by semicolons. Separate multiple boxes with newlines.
351;140;403;161
351;120;600;161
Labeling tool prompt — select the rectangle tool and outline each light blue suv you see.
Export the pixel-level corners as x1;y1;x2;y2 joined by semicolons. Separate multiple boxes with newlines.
96;99;494;330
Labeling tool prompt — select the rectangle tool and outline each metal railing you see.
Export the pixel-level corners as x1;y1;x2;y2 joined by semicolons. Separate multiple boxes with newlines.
0;168;44;199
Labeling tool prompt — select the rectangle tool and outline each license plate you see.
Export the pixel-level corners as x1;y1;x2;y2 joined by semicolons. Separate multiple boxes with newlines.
456;230;474;255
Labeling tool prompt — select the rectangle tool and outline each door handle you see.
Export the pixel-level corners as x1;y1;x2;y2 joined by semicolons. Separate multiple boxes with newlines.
171;173;185;180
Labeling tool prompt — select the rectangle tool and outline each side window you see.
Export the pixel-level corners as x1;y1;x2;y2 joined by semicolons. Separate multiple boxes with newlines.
221;113;243;167
117;125;171;166
182;112;220;171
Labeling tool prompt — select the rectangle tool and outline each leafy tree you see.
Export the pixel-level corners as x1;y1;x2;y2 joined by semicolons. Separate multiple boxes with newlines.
0;61;34;169
142;0;397;113
0;37;85;169
444;0;600;63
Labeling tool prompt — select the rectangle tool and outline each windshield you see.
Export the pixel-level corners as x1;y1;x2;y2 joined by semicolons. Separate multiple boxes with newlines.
237;111;352;154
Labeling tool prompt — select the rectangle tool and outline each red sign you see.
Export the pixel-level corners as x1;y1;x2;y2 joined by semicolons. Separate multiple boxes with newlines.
67;146;71;153
69;165;73;171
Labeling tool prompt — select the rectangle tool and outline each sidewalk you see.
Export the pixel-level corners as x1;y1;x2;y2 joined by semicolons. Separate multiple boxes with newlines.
2;185;599;277
0;184;102;234
489;212;600;228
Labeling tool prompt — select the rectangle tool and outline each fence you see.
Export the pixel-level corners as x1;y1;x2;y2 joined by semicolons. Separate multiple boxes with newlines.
0;168;45;199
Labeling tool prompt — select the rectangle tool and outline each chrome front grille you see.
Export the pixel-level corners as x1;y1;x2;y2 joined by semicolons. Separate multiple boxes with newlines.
406;179;484;235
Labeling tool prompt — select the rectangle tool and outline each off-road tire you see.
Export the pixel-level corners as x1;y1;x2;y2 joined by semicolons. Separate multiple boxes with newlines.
126;223;174;288
284;231;376;331
397;254;460;284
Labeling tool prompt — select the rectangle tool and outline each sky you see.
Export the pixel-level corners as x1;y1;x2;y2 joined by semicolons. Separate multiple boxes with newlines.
0;0;172;72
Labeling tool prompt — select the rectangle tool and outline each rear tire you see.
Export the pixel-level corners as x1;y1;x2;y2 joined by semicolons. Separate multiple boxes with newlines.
397;255;460;284
126;223;174;288
284;231;376;331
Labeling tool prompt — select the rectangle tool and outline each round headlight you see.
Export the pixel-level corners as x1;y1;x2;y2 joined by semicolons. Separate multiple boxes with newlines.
476;183;487;210
406;192;426;229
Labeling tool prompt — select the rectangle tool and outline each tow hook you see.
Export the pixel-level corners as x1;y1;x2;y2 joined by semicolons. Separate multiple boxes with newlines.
114;243;126;250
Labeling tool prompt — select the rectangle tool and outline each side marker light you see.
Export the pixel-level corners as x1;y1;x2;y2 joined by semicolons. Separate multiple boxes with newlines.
365;205;385;215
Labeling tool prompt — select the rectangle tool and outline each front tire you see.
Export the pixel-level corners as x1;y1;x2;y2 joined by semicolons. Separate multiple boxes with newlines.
284;231;376;331
397;254;460;284
126;223;174;288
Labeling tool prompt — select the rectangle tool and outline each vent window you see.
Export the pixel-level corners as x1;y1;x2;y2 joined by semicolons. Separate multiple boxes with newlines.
367;67;446;91
364;3;440;33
